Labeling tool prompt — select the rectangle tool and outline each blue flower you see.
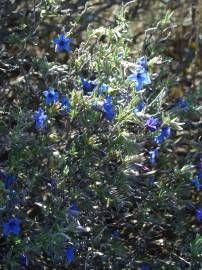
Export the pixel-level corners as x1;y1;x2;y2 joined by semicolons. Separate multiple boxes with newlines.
154;126;171;144
112;229;120;238
61;96;71;113
197;171;202;180
149;149;158;165
5;175;16;190
127;65;151;91
134;101;145;113
198;158;202;171
19;254;29;267
66;246;75;263
69;202;81;216
49;178;57;192
118;52;124;59
3;218;21;237
196;208;202;222
162;126;171;137
154;133;165;144
43;88;59;105
191;178;200;192
80;76;97;94
53;33;72;53
103;95;115;121
146;117;159;132
137;56;147;67
148;176;156;185
176;97;187;111
141;264;150;270
33;108;47;129
98;83;109;96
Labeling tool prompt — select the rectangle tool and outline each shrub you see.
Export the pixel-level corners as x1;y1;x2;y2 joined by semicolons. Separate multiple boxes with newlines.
0;1;201;269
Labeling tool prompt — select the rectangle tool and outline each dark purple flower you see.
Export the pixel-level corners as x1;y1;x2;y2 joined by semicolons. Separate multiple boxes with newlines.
141;264;150;270
146;117;159;132
198;158;202;171
5;175;16;190
112;229;120;238
19;254;29;267
3;218;21;237
53;33;72;53
49;178;57;192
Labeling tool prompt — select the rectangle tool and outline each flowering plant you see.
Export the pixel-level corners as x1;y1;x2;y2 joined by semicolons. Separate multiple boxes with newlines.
0;1;201;269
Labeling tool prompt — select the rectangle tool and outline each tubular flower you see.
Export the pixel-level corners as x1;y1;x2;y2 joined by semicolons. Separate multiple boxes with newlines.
61;96;71;113
80;76;97;95
66;246;75;263
154;126;171;144
103;95;115;121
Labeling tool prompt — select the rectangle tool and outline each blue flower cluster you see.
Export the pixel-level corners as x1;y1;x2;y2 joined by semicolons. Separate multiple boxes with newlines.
34;88;71;129
2;28;200;269
146;120;171;166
